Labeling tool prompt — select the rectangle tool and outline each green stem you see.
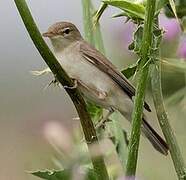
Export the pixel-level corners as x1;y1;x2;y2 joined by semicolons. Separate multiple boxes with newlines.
151;20;186;179
14;0;109;179
82;0;128;173
112;114;128;171
82;0;105;54
82;0;95;45
126;0;156;176
151;63;186;180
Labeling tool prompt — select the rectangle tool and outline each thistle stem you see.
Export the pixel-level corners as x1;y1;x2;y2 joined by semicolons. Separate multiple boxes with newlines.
14;0;109;179
126;0;156;176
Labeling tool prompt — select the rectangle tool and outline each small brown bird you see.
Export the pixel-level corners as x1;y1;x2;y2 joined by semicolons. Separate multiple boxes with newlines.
42;21;168;155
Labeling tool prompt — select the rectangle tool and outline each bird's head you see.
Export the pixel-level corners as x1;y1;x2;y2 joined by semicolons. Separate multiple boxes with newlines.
43;22;82;52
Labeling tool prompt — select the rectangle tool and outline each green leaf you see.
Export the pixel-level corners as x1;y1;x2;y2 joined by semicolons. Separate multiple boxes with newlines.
103;0;145;19
112;12;128;18
121;64;137;79
93;3;108;26
32;170;72;180
87;101;103;122
112;12;143;24
168;0;178;19
128;26;143;54
150;28;164;59
32;169;97;180
167;0;183;30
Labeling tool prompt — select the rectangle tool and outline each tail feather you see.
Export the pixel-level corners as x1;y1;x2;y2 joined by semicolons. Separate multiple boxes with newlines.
142;117;169;155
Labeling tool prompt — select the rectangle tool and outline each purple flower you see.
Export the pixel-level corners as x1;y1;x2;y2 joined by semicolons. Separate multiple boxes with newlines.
159;14;181;40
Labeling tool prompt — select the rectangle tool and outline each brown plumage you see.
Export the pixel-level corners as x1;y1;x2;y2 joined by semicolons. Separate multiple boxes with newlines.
43;21;169;155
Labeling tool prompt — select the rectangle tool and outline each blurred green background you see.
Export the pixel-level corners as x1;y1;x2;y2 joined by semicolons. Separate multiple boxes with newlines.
0;0;186;180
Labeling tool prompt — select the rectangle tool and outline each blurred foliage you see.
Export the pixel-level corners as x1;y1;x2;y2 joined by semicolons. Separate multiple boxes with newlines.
32;169;96;180
165;0;186;19
82;0;105;122
86;102;103;122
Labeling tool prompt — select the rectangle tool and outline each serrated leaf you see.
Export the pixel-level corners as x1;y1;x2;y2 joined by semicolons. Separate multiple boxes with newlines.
121;64;137;79
150;28;164;59
128;26;143;54
103;0;145;19
32;168;97;180
112;11;143;24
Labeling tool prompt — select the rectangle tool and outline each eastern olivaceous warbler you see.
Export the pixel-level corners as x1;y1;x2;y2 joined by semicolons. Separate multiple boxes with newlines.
42;21;168;155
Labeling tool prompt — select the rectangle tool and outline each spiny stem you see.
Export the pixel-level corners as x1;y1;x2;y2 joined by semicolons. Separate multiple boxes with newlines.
126;0;156;176
151;17;186;179
14;0;109;179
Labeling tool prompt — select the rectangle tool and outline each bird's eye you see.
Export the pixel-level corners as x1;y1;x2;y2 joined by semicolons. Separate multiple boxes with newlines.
63;28;70;35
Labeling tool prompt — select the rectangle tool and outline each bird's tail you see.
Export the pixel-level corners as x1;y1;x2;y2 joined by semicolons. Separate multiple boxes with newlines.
141;117;169;155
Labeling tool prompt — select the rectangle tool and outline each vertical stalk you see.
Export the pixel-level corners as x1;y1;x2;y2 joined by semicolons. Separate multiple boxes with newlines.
82;0;129;172
126;0;156;176
82;0;105;54
82;0;95;45
112;114;128;171
151;20;186;179
81;1;109;179
14;0;109;179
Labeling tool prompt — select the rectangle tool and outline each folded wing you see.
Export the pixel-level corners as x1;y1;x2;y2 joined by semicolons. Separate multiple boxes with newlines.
79;41;151;112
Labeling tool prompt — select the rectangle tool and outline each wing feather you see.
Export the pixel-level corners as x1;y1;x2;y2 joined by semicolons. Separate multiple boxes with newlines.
79;41;151;112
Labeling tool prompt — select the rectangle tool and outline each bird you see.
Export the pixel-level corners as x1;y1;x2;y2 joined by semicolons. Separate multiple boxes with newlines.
41;21;168;155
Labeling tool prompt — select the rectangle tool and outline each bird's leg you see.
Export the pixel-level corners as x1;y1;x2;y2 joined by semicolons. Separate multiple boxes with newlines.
95;108;115;129
64;79;78;90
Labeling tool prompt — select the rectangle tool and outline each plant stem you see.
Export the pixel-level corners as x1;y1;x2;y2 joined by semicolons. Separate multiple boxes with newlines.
126;0;156;176
82;0;105;54
82;0;128;173
82;0;95;45
112;114;128;171
151;23;186;180
14;0;109;179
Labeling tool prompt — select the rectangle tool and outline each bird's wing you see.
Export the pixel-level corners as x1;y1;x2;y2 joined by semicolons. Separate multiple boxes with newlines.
79;41;151;112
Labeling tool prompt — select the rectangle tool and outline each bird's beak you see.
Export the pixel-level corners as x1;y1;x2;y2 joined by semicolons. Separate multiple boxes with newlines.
42;32;54;38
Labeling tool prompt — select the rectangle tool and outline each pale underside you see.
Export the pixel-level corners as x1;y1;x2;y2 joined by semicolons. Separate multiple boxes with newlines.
32;39;168;155
55;40;135;118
